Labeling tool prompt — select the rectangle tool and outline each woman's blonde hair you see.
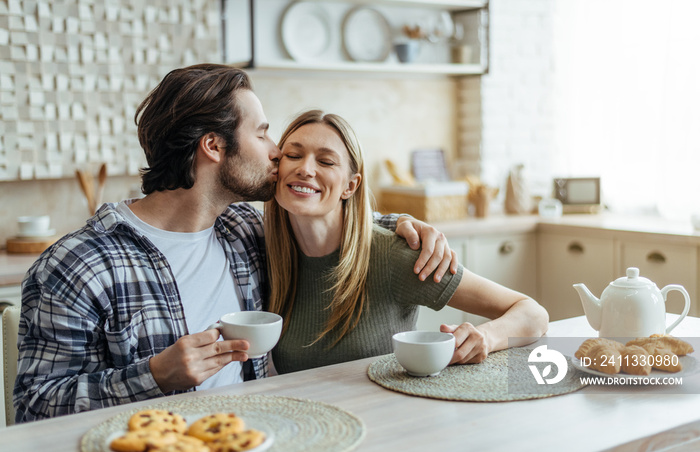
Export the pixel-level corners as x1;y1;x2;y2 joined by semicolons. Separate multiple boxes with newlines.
264;110;374;347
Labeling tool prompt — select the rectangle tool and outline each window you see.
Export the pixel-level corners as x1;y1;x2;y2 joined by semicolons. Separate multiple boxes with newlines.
552;0;700;219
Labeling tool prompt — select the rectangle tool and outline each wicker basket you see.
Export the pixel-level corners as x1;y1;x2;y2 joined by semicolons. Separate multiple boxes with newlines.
379;182;469;223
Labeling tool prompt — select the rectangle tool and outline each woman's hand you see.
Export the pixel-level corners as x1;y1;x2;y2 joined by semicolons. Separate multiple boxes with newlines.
441;323;490;364
395;216;458;282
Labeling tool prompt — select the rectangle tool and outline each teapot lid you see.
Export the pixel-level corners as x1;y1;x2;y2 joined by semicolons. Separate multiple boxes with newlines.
611;267;654;288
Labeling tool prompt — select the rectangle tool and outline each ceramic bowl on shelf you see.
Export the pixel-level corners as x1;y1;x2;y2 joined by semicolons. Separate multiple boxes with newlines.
394;41;420;63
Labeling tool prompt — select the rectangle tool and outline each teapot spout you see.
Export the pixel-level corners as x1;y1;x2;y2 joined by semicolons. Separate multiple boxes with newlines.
573;283;602;331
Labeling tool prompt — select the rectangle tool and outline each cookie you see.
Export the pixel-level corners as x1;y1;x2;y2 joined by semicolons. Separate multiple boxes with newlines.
128;409;188;434
186;413;246;442
150;435;211;452
209;429;266;452
109;430;180;452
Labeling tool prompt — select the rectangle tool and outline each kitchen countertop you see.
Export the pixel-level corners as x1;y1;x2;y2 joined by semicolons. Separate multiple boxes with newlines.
537;213;700;243
0;252;39;287
431;213;540;236
434;212;700;242
3;213;700;287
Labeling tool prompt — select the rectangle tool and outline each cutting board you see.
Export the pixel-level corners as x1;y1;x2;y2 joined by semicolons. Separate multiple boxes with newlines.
6;237;57;254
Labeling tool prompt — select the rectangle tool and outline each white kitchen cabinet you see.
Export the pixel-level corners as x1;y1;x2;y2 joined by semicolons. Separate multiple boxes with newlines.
465;233;537;298
223;0;489;76
416;232;537;330
464;232;537;326
418;215;700;330
537;232;615;321
618;239;698;318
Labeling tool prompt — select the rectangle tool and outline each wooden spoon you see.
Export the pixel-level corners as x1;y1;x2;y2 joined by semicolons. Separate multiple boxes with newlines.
75;169;96;214
95;163;107;210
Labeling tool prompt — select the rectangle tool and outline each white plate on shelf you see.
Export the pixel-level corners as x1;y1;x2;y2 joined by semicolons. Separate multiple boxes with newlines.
281;2;332;62
570;355;700;382
342;6;392;62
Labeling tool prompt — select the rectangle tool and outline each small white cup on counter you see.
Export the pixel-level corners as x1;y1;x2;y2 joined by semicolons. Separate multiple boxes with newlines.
691;213;700;231
208;311;283;359
392;331;455;377
17;215;51;237
538;198;563;219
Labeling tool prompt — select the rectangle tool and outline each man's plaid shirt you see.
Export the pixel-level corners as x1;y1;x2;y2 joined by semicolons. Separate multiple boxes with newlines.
14;201;272;423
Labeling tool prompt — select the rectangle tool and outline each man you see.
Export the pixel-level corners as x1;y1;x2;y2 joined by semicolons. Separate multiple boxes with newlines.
14;64;456;423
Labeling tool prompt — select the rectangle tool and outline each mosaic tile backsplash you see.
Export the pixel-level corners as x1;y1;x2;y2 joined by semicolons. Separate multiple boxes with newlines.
0;0;221;180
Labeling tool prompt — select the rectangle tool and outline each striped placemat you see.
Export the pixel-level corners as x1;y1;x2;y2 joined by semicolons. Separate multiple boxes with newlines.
368;348;587;402
81;394;365;452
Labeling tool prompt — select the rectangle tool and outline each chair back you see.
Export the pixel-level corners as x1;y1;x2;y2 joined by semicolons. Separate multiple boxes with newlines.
2;306;20;427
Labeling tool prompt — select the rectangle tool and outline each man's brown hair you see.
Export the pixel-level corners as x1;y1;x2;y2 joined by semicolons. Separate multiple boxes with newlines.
134;64;252;194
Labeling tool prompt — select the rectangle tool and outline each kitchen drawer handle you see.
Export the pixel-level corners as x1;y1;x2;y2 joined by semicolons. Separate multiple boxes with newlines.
568;242;584;254
646;252;666;264
499;241;515;255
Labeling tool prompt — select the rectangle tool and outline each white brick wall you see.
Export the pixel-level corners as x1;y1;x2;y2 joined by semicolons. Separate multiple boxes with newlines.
458;0;557;199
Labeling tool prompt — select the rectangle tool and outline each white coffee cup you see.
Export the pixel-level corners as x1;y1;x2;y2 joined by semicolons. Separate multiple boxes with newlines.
208;311;283;359
392;331;455;377
17;215;51;237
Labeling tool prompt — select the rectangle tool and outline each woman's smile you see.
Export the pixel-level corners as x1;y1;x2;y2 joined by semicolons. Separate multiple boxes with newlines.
288;183;320;195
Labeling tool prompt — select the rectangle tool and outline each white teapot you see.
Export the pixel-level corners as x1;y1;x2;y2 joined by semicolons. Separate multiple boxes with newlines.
573;267;691;338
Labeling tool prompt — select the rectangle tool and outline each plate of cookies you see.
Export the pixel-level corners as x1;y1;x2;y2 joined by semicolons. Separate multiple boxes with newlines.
104;409;272;452
82;394;366;452
571;335;700;381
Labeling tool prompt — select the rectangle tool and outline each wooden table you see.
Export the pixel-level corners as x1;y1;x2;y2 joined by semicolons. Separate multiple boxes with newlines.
2;316;700;452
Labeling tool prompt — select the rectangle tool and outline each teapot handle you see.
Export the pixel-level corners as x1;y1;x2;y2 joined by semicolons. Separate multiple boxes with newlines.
661;285;691;334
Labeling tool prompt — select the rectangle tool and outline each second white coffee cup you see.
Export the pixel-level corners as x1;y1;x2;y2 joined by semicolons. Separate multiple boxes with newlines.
392;331;455;377
208;311;283;359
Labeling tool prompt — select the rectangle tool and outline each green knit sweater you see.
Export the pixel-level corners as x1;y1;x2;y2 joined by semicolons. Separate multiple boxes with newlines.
272;225;464;374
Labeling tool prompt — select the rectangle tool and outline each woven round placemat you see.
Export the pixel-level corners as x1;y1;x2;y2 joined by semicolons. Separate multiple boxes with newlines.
81;394;365;452
368;348;586;402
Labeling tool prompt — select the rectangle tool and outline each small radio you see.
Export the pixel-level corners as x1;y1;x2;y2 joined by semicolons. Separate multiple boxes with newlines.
553;177;602;214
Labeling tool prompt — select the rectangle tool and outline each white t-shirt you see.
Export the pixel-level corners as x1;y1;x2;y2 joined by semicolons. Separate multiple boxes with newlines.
117;202;244;389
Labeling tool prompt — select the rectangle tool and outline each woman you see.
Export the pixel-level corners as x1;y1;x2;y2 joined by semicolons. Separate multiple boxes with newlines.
265;110;549;374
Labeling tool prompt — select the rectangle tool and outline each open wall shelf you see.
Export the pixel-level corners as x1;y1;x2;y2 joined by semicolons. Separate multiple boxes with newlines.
223;0;489;77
